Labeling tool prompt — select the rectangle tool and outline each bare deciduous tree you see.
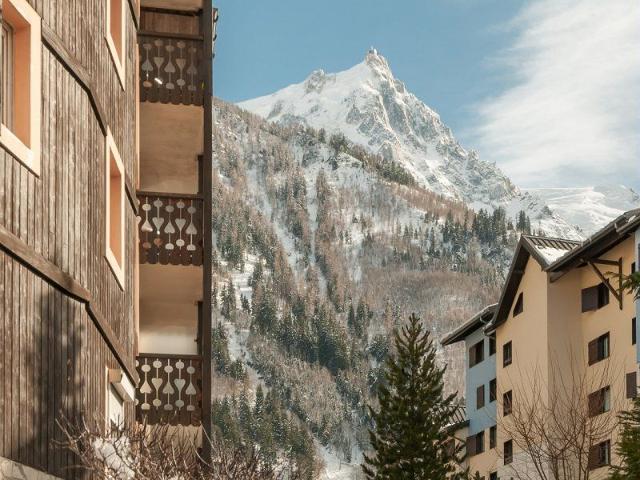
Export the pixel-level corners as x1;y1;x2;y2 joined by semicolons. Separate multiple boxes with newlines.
56;417;305;480
497;352;621;480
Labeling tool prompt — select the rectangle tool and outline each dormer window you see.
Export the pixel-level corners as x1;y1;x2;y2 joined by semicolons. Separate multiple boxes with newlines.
513;292;523;316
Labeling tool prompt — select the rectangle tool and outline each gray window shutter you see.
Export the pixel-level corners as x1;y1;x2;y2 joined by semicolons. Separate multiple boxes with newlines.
582;286;599;312
466;435;476;457
588;444;599;469
477;385;485;409
627;372;637;399
588;339;598;365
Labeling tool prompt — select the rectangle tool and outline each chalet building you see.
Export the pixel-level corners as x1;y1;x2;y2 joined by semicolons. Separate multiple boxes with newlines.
0;0;217;478
444;208;640;479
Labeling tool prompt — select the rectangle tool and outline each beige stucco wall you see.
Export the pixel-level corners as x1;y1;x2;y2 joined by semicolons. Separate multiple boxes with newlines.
550;239;637;477
139;103;203;195
495;255;550;478
138;263;202;355
495;237;637;478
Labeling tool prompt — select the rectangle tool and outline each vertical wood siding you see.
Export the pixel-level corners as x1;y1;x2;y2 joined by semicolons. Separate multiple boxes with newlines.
0;0;138;477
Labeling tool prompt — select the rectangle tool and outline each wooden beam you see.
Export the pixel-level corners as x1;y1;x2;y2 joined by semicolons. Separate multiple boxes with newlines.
0;225;139;384
588;259;623;309
41;23;108;136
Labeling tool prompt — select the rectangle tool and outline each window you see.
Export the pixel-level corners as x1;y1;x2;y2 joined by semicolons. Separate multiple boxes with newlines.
477;384;485;409
588;440;610;470
490;473;498;480
587;333;609;366
504;440;513;465
106;368;134;429
467;430;485;457
489;425;497;449
633;317;637;346
2;19;13;129
489;336;496;356
105;130;125;288
489;378;497;402
513;292;523;316
588;386;610;417
581;283;609;312
106;0;126;88
626;372;637;399
632;261;636;274
0;0;41;174
469;340;484;368
503;341;512;367
503;390;513;416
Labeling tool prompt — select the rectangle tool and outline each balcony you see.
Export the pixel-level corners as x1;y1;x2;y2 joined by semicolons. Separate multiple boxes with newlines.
139;31;204;106
135;353;202;426
137;191;203;266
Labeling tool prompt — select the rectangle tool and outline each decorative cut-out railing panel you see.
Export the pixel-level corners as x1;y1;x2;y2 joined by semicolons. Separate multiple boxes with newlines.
137;192;204;266
135;354;202;426
139;32;204;106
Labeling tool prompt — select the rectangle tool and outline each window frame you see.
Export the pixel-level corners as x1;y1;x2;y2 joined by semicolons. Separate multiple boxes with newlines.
513;292;523;317
504;440;513;465
469;340;484;368
588;332;610;366
489;425;497;449
588;386;610;417
106;0;126;89
476;384;485;410
503;341;512;367
0;0;41;175
633;317;637;346
489;378;497;403
503;390;513;416
105;129;125;289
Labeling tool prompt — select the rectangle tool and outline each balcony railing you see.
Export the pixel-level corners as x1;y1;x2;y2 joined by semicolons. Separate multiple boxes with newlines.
137;191;204;266
139;31;205;106
135;353;202;426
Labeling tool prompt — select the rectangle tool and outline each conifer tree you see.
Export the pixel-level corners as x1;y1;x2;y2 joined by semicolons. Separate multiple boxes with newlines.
610;396;640;479
362;313;465;479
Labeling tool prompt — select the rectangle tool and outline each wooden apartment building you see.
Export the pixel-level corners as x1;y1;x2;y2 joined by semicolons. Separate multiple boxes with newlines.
0;0;217;478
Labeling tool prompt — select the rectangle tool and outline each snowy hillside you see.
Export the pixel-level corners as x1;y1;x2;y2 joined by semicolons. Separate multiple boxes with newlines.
526;185;640;235
239;50;582;240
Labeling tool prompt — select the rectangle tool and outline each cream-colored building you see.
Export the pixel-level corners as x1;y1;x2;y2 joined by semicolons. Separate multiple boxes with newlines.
445;208;640;479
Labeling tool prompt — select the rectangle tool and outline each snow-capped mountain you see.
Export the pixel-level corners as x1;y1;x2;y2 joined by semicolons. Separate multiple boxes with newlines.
526;185;640;235
239;49;586;239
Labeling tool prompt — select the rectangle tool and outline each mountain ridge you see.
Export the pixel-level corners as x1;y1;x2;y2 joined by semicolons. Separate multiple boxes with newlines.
239;49;637;238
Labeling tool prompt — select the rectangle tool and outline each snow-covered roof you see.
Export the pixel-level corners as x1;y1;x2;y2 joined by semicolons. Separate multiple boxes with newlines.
522;235;581;267
441;304;497;346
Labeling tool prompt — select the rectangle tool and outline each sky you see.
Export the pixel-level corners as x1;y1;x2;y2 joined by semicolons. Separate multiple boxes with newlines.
213;0;640;191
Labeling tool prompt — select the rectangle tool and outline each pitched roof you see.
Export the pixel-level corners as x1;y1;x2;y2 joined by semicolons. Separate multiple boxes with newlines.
486;208;640;334
485;234;579;334
441;304;497;346
547;208;640;272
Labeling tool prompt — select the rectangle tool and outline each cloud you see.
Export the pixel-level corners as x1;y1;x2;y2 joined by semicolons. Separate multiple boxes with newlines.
469;0;640;189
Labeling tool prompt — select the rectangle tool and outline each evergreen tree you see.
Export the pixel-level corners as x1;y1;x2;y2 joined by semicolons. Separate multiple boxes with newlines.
610;396;640;479
362;313;465;479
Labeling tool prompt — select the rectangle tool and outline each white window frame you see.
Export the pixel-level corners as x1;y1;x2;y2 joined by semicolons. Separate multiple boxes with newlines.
105;129;125;289
0;0;41;175
105;0;126;89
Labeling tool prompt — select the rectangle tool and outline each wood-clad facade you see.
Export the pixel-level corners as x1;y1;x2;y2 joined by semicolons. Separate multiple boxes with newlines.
0;0;217;477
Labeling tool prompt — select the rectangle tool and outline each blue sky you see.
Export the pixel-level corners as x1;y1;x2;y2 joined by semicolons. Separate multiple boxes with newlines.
213;0;525;134
213;0;640;190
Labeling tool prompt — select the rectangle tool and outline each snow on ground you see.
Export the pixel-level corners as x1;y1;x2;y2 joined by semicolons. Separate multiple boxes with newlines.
317;442;365;480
